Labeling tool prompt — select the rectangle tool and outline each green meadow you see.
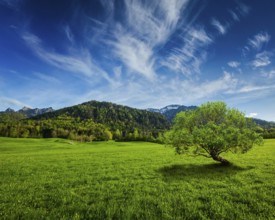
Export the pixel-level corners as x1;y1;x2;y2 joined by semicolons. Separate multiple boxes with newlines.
0;138;274;219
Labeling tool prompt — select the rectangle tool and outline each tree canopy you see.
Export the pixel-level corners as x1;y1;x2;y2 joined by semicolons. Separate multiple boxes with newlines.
0;101;169;142
165;101;263;165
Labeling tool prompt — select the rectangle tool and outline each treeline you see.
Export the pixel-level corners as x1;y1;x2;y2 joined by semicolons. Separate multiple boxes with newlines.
0;101;169;142
0;116;164;142
262;128;275;139
0;115;110;141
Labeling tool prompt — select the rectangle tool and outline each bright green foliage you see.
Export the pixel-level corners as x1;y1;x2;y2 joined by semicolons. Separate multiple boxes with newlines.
165;102;263;164
0;101;169;142
0;115;112;141
0;112;26;122
0;138;274;219
263;127;275;138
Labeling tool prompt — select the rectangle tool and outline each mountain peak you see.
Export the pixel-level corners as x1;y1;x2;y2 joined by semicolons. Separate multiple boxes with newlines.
5;108;15;112
21;106;32;111
1;106;55;118
147;104;197;121
159;105;182;113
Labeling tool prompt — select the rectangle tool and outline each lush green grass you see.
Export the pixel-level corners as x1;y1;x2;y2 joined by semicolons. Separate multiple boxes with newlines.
0;138;274;219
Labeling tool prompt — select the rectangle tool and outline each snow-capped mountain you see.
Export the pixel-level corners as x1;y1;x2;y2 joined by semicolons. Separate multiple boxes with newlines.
3;107;54;118
147;105;197;121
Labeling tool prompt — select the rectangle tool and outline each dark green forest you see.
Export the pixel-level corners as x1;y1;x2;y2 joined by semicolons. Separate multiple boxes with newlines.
0;100;274;141
0;101;169;142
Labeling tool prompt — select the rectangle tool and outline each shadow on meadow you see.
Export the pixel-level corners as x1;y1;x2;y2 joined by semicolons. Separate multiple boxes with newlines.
158;163;254;180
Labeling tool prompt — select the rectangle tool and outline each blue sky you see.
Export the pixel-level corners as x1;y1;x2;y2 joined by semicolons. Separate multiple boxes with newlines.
0;0;275;121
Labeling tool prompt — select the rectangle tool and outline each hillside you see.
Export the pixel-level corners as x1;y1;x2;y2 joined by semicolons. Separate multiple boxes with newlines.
0;101;169;141
252;118;275;128
32;100;169;131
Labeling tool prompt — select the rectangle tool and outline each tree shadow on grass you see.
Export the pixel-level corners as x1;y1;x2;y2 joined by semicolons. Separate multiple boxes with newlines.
158;163;255;181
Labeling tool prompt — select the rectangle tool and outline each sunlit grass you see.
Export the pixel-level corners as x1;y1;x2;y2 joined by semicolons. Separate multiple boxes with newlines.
0;137;274;219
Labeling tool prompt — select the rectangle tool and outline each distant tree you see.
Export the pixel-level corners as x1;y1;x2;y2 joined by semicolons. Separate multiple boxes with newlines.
133;128;139;140
104;129;113;140
165;102;263;165
113;129;122;140
21;129;30;138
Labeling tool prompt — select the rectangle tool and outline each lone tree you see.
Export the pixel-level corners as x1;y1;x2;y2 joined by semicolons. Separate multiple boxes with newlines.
165;102;263;165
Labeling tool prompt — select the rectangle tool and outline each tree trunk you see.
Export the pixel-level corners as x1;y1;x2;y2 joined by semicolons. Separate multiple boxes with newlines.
210;153;230;166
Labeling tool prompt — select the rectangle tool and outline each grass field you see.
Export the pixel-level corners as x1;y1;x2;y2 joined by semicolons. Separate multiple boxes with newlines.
0;138;274;219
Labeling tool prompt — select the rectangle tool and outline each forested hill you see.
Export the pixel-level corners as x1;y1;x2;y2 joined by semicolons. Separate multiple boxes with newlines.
251;118;275;128
0;101;169;142
32;100;169;134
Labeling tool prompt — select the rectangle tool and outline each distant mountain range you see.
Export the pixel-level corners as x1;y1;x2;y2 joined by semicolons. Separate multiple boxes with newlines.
1;102;274;129
147;105;197;121
2;107;54;118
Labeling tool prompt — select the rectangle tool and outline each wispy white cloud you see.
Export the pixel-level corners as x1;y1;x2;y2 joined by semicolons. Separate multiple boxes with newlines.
123;0;188;45
64;25;74;43
111;29;156;80
229;10;240;22
248;32;271;51
78;71;239;109
236;2;250;16
229;2;250;23
228;2;250;22
211;18;228;35
262;69;275;79
228;61;240;68
246;112;258;118
22;32;114;85
32;72;60;84
251;51;272;68
106;0;190;80
242;32;271;57
222;77;275;112
99;0;114;17
113;66;122;79
166;72;237;103
192;71;238;98
110;76;275;110
233;84;275;94
161;71;239;104
188;28;213;43
162;27;212;77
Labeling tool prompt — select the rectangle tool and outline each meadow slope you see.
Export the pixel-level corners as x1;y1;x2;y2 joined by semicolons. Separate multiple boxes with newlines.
0;138;274;219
